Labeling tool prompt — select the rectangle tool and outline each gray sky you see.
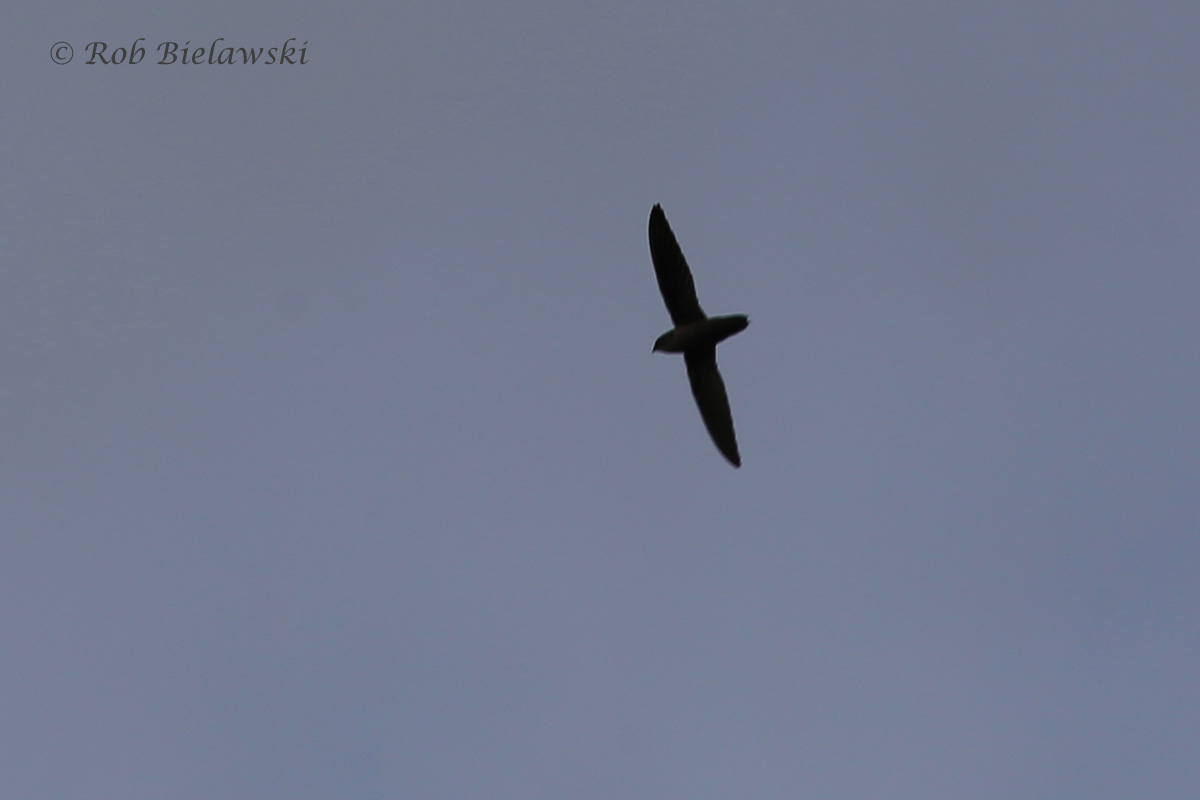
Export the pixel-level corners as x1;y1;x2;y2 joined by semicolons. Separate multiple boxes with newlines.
5;2;1198;797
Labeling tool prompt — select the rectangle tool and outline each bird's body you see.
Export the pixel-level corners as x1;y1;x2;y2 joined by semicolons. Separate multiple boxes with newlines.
648;204;748;467
653;315;749;354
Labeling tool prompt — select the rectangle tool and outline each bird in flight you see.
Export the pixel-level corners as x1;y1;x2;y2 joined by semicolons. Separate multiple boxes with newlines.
648;204;748;467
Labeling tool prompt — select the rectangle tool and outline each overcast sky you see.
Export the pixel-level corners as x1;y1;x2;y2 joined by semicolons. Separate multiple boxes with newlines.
5;2;1199;797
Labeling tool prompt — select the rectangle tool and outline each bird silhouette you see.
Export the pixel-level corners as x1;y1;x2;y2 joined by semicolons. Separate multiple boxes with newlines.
649;204;748;467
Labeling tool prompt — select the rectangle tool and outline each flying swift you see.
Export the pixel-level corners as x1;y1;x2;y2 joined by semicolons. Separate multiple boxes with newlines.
649;204;748;467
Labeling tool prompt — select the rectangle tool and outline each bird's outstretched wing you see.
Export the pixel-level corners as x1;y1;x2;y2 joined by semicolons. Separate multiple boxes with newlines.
684;348;741;467
649;204;706;326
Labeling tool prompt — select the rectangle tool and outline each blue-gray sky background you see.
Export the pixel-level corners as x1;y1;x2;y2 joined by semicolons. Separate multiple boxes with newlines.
5;2;1198;797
